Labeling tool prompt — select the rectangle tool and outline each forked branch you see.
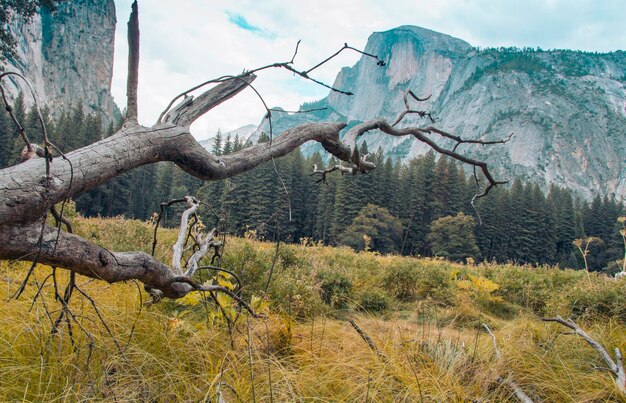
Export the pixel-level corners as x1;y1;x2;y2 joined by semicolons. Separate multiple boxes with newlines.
314;117;508;198
542;316;625;395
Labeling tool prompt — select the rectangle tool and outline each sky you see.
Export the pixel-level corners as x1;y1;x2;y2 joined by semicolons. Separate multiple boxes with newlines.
110;0;626;141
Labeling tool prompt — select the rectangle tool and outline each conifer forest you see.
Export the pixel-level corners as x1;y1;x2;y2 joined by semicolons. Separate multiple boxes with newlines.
1;100;622;273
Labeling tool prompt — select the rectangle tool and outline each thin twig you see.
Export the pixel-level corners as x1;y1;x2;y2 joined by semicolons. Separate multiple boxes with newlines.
246;315;257;403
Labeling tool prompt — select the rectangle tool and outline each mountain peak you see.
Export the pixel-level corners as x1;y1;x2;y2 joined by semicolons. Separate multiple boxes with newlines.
368;25;472;56
273;25;625;201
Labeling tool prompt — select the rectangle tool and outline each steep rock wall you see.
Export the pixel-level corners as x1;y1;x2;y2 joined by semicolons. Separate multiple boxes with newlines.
1;0;119;123
264;26;625;201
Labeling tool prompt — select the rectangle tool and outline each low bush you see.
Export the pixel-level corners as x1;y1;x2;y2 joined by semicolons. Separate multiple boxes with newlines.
382;262;421;301
317;271;353;310
357;289;390;312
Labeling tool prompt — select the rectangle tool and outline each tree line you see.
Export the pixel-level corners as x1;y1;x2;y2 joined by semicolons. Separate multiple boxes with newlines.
1;101;623;272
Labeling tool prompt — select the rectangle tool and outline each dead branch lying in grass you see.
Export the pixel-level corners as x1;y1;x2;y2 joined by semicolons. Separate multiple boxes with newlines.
542;316;625;395
482;324;535;403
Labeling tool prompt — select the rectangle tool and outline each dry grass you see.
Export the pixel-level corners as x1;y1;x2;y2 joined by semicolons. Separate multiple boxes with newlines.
0;216;625;401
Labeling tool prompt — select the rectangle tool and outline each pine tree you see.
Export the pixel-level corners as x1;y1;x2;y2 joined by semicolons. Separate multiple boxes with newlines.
530;183;556;263
432;156;449;219
7;93;27;165
444;159;465;215
302;152;325;238
474;187;502;261
506;179;528;263
279;148;307;242
398;152;436;255
314;158;339;243
0;103;14;167
233;134;243;152
83;113;102;146
67;101;85;150
547;185;577;266
222;134;232;155
212;129;223;156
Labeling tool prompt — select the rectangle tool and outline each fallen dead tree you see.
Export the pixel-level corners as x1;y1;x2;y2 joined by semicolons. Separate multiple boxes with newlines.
0;1;509;304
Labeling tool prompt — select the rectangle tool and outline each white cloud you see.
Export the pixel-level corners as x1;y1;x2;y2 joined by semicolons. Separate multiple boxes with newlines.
112;0;625;138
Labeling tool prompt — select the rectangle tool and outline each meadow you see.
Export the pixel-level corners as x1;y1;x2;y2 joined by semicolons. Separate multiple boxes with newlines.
0;215;625;401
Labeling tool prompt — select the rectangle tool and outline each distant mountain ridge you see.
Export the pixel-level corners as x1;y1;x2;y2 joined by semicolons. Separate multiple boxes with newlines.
197;124;258;151
255;26;625;201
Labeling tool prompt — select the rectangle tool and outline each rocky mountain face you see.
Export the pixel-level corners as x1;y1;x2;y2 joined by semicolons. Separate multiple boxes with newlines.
1;0;120;123
262;26;626;201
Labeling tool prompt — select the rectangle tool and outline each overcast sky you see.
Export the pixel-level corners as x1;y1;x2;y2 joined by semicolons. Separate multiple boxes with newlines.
111;0;625;140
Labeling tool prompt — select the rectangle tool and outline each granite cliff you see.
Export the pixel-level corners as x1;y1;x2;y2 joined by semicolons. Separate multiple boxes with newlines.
1;0;119;123
255;26;626;201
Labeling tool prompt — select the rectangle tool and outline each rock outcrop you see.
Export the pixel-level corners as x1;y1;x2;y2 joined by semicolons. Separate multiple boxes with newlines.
264;26;626;201
1;0;120;123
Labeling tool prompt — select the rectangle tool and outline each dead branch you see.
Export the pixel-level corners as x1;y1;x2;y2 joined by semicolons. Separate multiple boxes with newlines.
171;275;260;318
392;90;434;126
483;323;502;358
159;41;383;124
172;197;201;275
311;163;357;184
348;318;387;361
125;0;139;124
482;324;535;403
320;119;508;198
542;316;625;395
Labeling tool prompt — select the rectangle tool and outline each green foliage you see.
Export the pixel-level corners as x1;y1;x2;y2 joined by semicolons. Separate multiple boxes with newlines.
357;289;390;312
339;204;403;253
427;213;481;262
270;268;323;319
382;262;421;301
565;279;626;322
317;271;353;310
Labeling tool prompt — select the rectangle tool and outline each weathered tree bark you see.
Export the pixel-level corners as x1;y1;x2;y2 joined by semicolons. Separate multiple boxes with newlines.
0;1;507;301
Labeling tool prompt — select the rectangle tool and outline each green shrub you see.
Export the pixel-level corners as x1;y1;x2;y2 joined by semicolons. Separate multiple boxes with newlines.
317;271;353;309
358;289;390;312
416;265;455;305
486;264;582;315
270;267;323;319
222;241;270;294
566;280;626;322
382;262;421;301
